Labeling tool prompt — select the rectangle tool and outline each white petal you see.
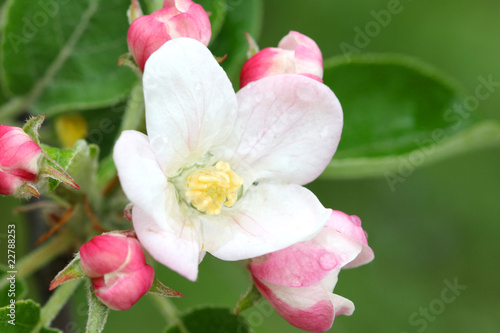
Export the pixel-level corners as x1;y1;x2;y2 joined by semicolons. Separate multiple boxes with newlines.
219;74;342;185
143;38;237;175
330;294;355;317
132;206;203;281
113;130;169;227
207;183;330;260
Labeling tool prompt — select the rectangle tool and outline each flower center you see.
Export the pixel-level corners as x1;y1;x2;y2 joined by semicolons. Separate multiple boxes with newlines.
185;161;243;215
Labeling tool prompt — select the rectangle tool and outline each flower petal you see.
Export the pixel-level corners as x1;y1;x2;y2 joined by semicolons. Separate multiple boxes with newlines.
220;74;342;185
93;265;154;311
132;206;203;281
253;277;334;333
278;31;323;79
207;183;330;260
327;210;375;268
113;130;170;227
249;225;362;287
143;38;237;175
330;294;355;317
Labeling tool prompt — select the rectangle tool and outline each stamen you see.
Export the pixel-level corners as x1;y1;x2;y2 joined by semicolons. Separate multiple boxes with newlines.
185;161;243;215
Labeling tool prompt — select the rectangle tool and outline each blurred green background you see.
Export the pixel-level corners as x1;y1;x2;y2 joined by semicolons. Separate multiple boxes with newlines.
1;0;499;332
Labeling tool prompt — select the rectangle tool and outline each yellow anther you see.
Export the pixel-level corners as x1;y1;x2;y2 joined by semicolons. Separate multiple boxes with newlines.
185;161;243;215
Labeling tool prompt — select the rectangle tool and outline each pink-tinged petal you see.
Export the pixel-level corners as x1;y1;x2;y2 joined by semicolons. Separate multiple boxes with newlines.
207;183;330;260
278;31;323;79
93;265;154;311
240;31;323;87
250;225;362;287
80;234;148;278
239;48;295;88
128;0;210;71
327;210;375;268
121;236;150;273
132;206;203;281
221;74;342;185
127;15;170;71
0;126;42;195
143;38;237;175
113;130;172;229
0;127;42;170
80;234;130;278
253;277;334;333
161;5;211;45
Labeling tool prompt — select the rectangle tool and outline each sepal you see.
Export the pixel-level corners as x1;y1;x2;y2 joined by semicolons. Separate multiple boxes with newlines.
127;0;144;24
233;282;261;314
39;154;80;191
49;255;85;291
245;32;260;59
17;182;40;198
22;114;46;145
147;277;184;298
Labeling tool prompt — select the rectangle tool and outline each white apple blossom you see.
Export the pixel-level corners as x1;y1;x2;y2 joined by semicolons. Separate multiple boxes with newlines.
113;38;343;281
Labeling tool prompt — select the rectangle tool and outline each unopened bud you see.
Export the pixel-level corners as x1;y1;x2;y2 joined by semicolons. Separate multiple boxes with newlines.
127;0;211;71
240;31;323;88
80;233;154;310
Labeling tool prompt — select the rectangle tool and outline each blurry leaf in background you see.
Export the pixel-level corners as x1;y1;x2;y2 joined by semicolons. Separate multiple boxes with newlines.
320;54;500;178
165;307;253;333
0;266;26;307
0;0;137;116
0;88;6;108
209;0;262;86
0;299;59;333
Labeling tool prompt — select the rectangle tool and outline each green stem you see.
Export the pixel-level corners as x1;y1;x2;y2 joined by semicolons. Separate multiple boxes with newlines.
0;233;74;290
118;82;145;133
96;81;145;191
152;295;189;333
32;279;83;333
18;233;74;278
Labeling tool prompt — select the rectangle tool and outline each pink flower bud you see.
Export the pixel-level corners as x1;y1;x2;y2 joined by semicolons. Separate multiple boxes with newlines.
127;0;211;71
80;233;155;311
249;210;374;332
0;125;42;196
240;31;323;88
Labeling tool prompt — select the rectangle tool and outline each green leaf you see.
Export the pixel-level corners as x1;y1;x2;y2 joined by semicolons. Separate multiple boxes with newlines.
0;300;40;333
165;307;253;333
0;299;59;333
41;140;98;191
321;54;500;179
0;0;137;116
197;0;226;42
40;146;79;192
85;283;109;333
0;266;26;308
209;0;262;86
64;140;99;193
233;283;262;315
